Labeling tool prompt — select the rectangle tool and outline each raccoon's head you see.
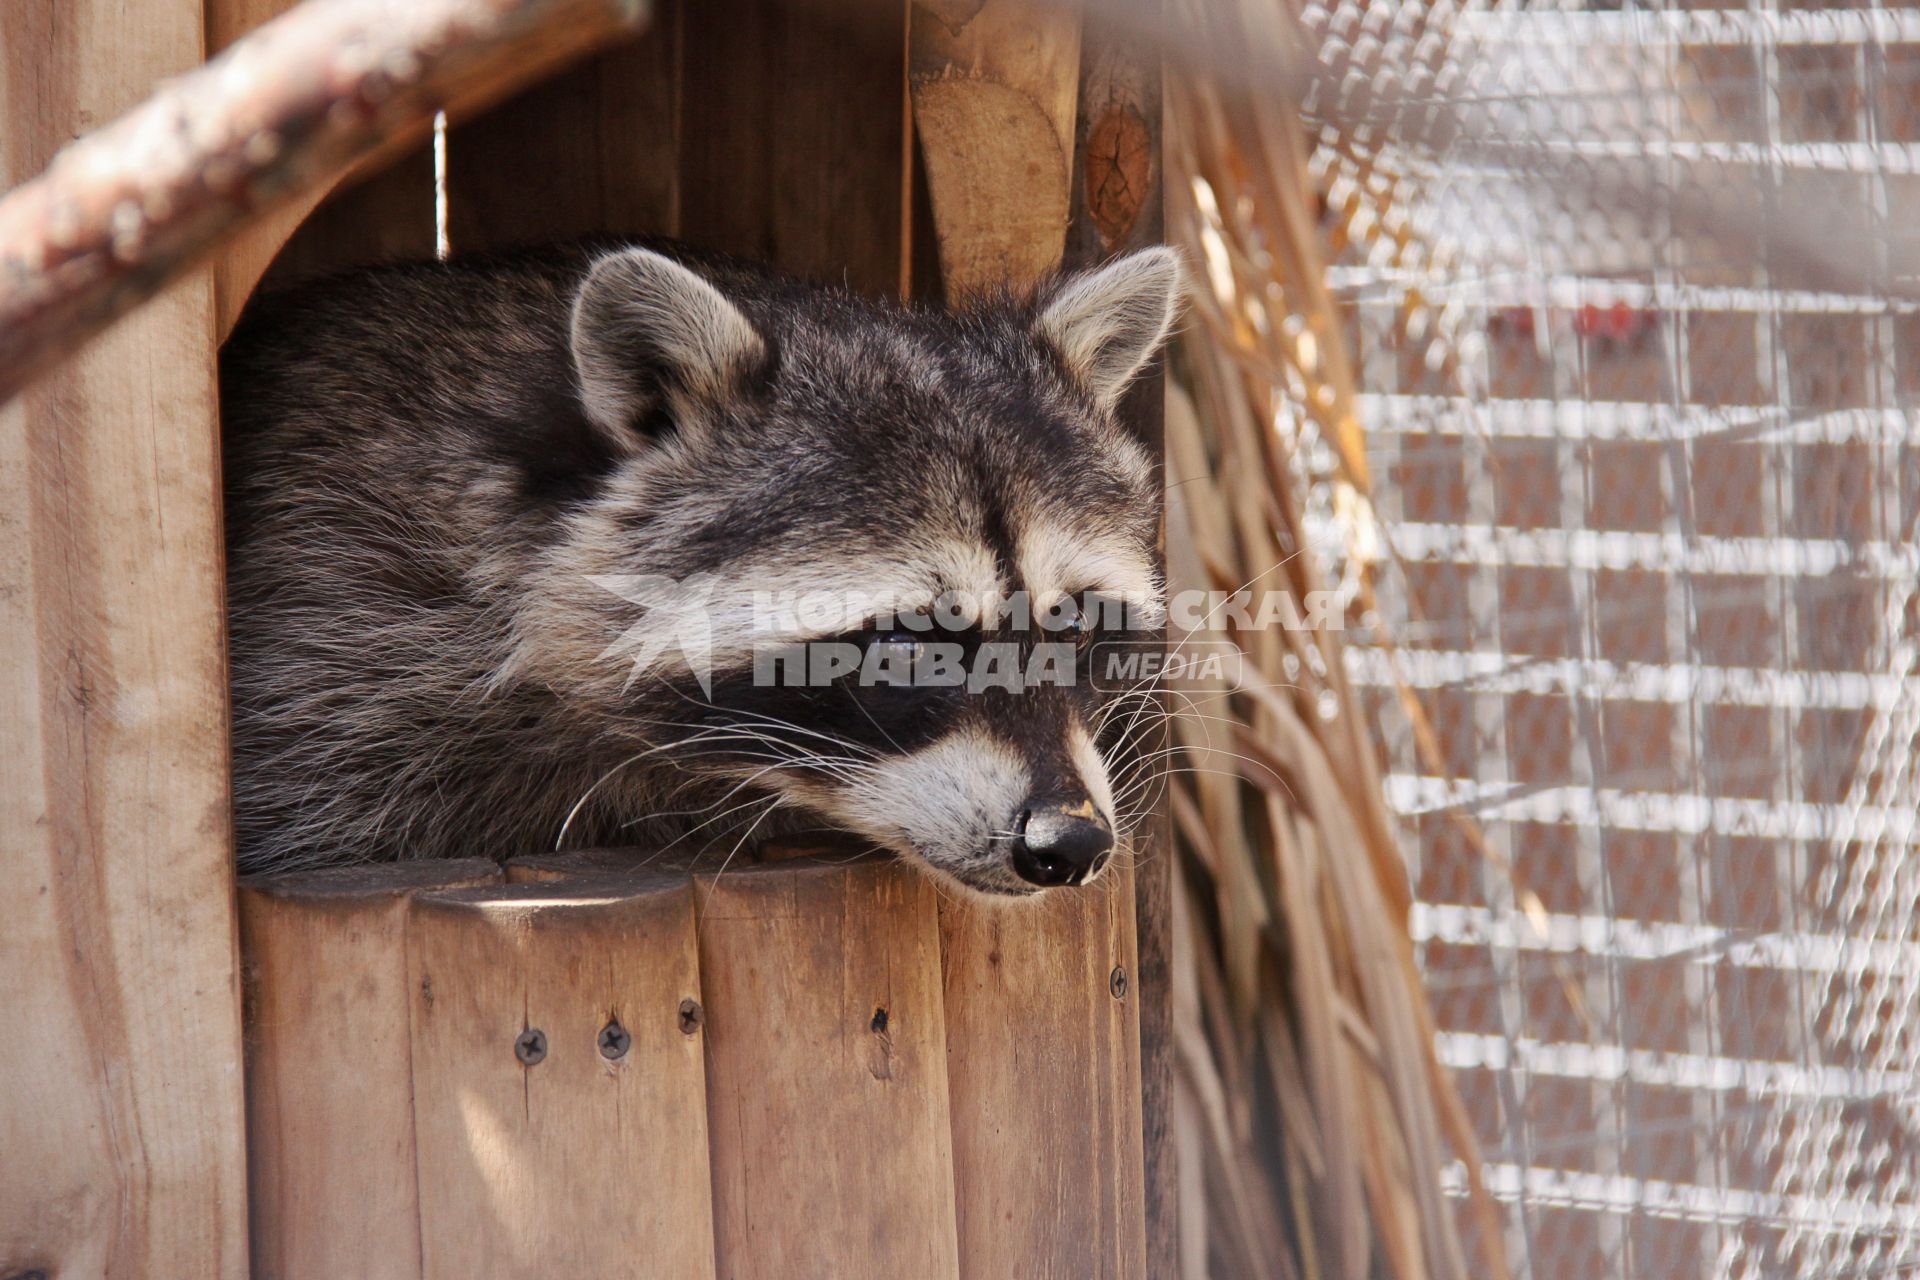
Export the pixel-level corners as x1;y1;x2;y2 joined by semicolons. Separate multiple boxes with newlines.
523;244;1181;897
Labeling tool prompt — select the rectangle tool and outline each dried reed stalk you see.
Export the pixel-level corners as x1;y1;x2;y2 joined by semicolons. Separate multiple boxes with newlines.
1161;1;1507;1276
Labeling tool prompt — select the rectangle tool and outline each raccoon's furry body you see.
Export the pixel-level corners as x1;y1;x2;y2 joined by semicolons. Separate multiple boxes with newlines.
222;240;1179;895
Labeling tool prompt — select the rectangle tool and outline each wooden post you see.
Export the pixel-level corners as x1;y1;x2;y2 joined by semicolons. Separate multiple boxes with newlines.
940;875;1149;1277
0;2;249;1275
908;4;1155;1273
908;0;1083;296
694;858;962;1277
1068;14;1173;1275
406;875;716;1278
205;0;438;331
239;860;501;1280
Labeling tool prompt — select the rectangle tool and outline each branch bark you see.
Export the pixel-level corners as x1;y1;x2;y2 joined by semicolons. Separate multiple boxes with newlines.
0;0;652;404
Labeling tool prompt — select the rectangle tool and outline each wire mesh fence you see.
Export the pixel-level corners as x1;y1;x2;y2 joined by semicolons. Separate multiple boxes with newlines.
1281;2;1920;1275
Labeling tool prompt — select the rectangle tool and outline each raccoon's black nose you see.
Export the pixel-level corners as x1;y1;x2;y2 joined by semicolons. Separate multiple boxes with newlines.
1011;798;1114;887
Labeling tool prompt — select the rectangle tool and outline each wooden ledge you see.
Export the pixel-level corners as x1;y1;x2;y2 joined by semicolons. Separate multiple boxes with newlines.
239;842;1143;1277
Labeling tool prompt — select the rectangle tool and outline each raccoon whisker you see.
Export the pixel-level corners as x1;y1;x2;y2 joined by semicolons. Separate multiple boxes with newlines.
554;727;828;849
839;684;909;758
1096;683;1296;756
1148;543;1318;668
1109;711;1250;745
1092;655;1311;721
651;729;881;783
685;713;882;762
667;737;882;790
655;692;885;761
555;747;658;850
697;795;788;909
1093;687;1223;732
620;713;885;782
1105;759;1295;825
642;766;798;854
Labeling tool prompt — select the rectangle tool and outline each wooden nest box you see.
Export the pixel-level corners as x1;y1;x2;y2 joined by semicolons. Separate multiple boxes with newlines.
3;0;1170;1275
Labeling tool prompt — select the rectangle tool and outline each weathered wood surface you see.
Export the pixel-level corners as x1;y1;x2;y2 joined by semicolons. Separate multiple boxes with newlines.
941;871;1148;1278
239;860;501;1280
1068;12;1173;1275
909;0;1083;297
697;858;962;1278
407;874;716;1278
0;0;656;403
447;1;684;250
0;2;249;1276
680;0;912;297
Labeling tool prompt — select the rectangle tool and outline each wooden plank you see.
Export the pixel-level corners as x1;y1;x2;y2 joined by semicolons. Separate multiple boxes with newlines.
908;0;1082;297
206;0;666;336
505;847;689;883
679;0;910;296
940;869;1148;1279
407;876;716;1279
905;14;1152;1275
446;6;684;250
248;154;439;298
0;2;248;1276
1068;15;1174;1276
695;858;961;1277
206;0;435;315
239;860;501;1280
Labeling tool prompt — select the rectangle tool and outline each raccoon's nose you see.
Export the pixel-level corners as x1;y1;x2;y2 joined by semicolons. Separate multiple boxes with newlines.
1011;797;1114;888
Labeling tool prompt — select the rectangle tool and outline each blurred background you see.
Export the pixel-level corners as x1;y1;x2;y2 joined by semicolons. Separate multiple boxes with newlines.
1166;2;1920;1276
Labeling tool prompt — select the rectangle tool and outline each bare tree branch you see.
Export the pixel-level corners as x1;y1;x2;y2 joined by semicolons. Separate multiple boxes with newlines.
0;0;652;404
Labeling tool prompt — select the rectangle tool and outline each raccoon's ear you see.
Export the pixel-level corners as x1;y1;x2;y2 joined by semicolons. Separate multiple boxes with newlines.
570;247;767;447
1036;247;1184;410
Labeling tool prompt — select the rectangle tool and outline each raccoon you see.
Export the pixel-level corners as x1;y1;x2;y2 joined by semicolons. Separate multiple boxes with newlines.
220;241;1180;897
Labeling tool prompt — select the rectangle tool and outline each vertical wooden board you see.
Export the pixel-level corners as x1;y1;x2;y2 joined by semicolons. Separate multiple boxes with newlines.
1068;16;1173;1275
908;0;1082;297
940;866;1148;1279
407;877;715;1279
250;154;439;292
446;5;684;251
0;3;248;1277
679;0;910;295
696;859;961;1278
239;860;501;1280
205;0;438;332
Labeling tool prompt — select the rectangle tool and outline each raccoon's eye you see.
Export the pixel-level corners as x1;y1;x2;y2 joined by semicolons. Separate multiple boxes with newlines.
1060;615;1096;653
872;628;924;654
1056;593;1108;653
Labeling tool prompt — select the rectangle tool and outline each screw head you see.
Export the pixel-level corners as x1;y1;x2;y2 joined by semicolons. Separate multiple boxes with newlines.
1109;966;1129;1000
678;997;704;1035
598;1019;631;1060
514;1027;547;1066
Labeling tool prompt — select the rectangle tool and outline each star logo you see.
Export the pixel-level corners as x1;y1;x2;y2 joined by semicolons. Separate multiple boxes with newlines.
587;572;721;696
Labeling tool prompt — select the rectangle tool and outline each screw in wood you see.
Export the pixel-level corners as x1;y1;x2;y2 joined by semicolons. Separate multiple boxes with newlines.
1109;966;1129;1000
598;1019;631;1060
514;1027;547;1066
678;997;704;1035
